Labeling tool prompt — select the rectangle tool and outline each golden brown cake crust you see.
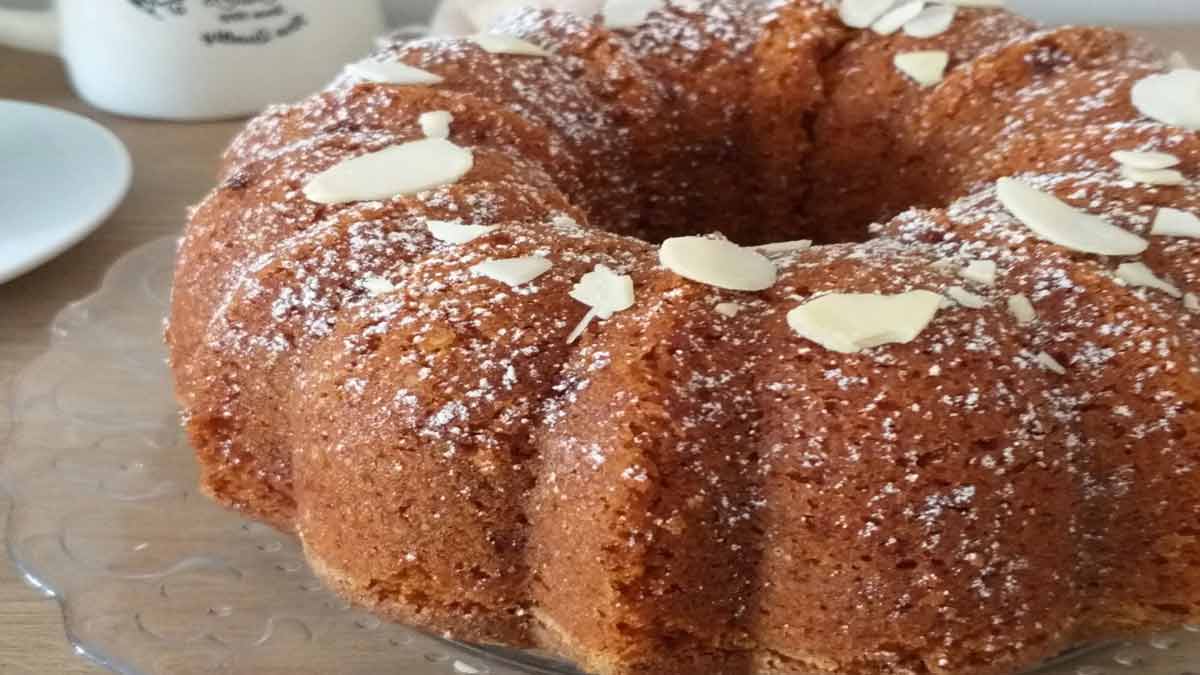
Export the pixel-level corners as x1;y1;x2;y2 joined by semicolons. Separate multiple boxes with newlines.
168;1;1200;673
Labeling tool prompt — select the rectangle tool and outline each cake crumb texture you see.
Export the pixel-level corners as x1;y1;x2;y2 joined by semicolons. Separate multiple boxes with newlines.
167;1;1200;673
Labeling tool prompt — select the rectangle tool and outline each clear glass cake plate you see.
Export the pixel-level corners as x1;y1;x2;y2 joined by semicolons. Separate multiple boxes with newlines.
1;237;1197;674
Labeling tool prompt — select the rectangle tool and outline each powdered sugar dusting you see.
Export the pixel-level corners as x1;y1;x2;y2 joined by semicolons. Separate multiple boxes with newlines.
170;2;1200;672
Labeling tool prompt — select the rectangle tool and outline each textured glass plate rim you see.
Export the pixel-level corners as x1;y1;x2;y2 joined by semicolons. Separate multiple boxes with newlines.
0;236;1192;675
0;238;572;675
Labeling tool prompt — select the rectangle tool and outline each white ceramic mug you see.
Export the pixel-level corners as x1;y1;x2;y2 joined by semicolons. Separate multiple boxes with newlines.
0;0;386;120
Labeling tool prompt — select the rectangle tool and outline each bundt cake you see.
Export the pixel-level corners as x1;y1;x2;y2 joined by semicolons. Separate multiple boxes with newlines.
167;0;1200;672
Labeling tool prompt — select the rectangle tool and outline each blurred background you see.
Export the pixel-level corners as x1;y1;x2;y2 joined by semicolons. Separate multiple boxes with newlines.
3;0;442;26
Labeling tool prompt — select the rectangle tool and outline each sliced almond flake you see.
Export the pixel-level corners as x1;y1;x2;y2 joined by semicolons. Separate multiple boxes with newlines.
786;291;943;354
462;0;527;32
570;265;635;318
894;51;949;87
1007;294;1037;325
659;237;777;291
1185;292;1200;312
303;139;474;205
1110;150;1180;171
566;312;597;345
715;302;742;318
567;265;636;343
346;60;444;85
427;220;497;244
1036;351;1066;375
1120;165;1188;186
1169;51;1193;70
471;256;553;287
838;0;896;29
995;178;1149;256
930;258;957;273
468;34;553;57
960;259;997;286
419;111;453;139
946;286;988;309
1116;262;1183;298
602;0;665;29
871;1;924;35
756;239;813;256
903;4;956;38
1131;70;1200;131
1151;207;1200;238
361;275;396;297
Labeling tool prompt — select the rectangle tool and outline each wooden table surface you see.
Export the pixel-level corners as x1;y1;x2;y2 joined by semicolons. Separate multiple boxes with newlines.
0;26;1198;675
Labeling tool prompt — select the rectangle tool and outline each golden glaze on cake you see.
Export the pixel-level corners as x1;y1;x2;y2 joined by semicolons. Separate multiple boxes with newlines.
168;1;1200;672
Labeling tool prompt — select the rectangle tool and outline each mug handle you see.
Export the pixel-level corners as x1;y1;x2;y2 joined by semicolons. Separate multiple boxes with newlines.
0;5;58;54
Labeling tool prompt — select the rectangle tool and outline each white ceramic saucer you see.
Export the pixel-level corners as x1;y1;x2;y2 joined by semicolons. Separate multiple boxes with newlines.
0;100;132;285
